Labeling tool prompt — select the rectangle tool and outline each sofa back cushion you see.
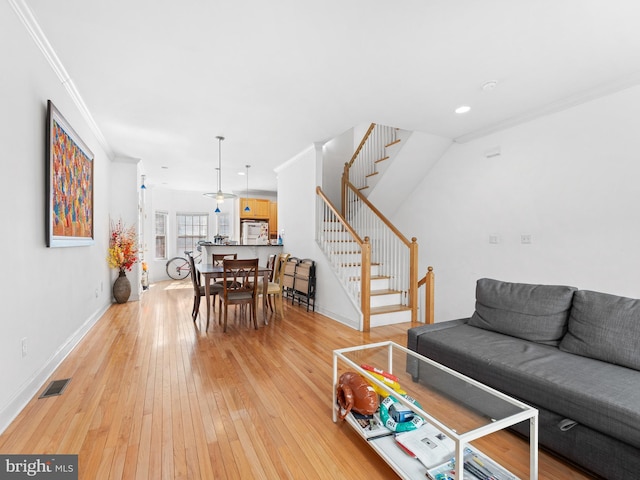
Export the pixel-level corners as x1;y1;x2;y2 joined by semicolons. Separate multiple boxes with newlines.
559;290;640;371
468;278;576;346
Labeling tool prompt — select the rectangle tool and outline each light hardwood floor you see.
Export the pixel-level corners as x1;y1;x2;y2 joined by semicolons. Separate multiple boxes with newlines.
0;280;594;479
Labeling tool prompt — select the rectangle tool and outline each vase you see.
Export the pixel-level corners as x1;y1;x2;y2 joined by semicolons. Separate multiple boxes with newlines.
113;270;131;303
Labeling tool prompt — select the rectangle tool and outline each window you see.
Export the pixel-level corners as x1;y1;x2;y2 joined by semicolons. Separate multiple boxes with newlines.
176;213;208;254
155;211;168;259
217;213;230;237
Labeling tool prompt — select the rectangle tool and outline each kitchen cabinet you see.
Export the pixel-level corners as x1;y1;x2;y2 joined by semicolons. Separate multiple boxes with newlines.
240;198;270;219
269;201;278;238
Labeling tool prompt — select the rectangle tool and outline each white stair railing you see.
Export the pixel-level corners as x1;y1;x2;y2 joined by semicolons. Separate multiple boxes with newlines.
344;182;418;317
316;187;372;330
344;123;397;192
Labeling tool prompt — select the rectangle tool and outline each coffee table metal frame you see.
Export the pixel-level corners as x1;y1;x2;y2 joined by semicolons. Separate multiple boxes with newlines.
332;341;538;480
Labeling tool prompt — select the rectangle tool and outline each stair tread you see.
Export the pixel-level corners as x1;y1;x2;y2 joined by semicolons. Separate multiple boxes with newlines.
349;275;390;281
365;171;379;178
385;139;401;148
371;304;411;315
371;289;401;296
374;156;390;164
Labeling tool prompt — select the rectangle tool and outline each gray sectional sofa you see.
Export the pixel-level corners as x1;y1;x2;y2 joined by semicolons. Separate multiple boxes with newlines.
407;278;640;479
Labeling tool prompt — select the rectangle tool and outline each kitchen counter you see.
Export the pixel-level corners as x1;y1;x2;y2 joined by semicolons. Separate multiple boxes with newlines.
201;243;283;266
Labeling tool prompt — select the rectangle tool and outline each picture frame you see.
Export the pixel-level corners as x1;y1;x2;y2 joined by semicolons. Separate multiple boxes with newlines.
46;100;95;247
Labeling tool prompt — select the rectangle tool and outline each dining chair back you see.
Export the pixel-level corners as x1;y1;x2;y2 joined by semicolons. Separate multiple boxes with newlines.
212;253;238;265
187;253;200;321
212;253;238;287
265;254;277;281
219;258;259;332
264;253;290;317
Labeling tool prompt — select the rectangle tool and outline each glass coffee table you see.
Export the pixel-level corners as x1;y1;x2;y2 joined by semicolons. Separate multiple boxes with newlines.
333;341;538;480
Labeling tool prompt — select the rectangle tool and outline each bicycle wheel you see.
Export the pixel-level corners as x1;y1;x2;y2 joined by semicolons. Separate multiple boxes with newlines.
166;257;190;280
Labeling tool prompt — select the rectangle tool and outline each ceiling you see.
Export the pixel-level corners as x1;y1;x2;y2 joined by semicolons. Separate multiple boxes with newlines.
22;0;640;195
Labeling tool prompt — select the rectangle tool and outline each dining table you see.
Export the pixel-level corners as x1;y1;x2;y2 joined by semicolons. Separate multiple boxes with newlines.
195;263;273;328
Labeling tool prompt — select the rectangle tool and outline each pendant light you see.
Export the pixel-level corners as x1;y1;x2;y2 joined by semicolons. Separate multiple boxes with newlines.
204;135;236;202
244;165;251;212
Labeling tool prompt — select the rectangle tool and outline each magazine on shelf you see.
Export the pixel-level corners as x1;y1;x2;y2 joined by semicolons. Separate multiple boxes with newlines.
346;411;393;440
426;445;519;480
394;423;455;468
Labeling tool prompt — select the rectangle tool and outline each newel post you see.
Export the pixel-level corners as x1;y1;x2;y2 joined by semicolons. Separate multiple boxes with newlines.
361;236;371;332
409;237;418;323
425;266;435;324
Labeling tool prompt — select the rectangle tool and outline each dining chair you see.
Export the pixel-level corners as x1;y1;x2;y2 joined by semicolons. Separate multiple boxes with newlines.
212;253;238;264
259;253;290;317
218;258;259;332
212;253;238;287
188;252;222;324
263;253;277;310
265;254;277;280
257;253;290;317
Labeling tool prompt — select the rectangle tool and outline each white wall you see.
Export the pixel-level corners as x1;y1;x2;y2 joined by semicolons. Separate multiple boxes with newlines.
393;85;640;322
277;145;360;328
367;130;452;218
322;128;353;207
110;159;142;301
0;3;116;431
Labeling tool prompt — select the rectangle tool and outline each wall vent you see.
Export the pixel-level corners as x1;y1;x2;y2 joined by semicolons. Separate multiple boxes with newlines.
39;378;71;399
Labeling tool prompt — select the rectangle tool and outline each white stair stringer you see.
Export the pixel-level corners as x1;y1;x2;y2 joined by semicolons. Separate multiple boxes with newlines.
364;129;412;194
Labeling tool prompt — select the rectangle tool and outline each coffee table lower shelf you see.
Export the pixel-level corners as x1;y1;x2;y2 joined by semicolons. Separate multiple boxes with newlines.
333;341;538;480
340;408;429;479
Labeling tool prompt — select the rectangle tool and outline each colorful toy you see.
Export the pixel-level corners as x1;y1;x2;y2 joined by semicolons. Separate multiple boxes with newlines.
378;394;424;432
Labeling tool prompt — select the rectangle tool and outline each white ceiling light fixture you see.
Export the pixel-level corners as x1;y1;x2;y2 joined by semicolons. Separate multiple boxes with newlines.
482;80;498;91
204;135;236;203
455;105;471;114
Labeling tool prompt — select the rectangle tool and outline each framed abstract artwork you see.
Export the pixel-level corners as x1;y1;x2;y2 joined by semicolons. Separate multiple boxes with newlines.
46;100;95;247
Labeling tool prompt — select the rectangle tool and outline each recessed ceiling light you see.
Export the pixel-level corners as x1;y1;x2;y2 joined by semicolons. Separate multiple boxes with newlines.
161;166;169;169
455;105;471;114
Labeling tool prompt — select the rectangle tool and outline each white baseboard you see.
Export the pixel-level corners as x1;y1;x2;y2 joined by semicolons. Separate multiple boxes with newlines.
0;303;111;434
315;304;360;330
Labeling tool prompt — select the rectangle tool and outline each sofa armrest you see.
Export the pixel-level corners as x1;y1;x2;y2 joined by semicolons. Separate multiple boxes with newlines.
407;318;470;352
406;318;469;381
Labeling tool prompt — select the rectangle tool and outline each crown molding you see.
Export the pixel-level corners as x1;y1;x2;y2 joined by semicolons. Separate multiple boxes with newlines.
8;0;114;159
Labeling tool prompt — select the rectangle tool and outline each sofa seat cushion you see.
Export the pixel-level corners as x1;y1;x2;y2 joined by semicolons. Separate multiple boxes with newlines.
560;290;640;371
468;278;577;346
413;323;640;449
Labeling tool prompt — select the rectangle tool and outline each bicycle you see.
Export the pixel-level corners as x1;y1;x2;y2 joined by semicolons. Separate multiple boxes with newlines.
166;244;204;280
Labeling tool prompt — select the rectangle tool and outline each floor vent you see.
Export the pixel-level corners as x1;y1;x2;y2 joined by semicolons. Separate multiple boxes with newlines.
39;378;71;399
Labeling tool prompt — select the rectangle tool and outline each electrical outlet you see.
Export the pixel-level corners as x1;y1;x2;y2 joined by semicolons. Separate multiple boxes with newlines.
95;288;99;298
21;337;27;358
489;234;499;244
521;234;532;244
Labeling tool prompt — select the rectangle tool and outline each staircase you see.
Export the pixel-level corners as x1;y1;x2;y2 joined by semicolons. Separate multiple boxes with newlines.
343;124;405;197
316;123;420;331
319;217;412;327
